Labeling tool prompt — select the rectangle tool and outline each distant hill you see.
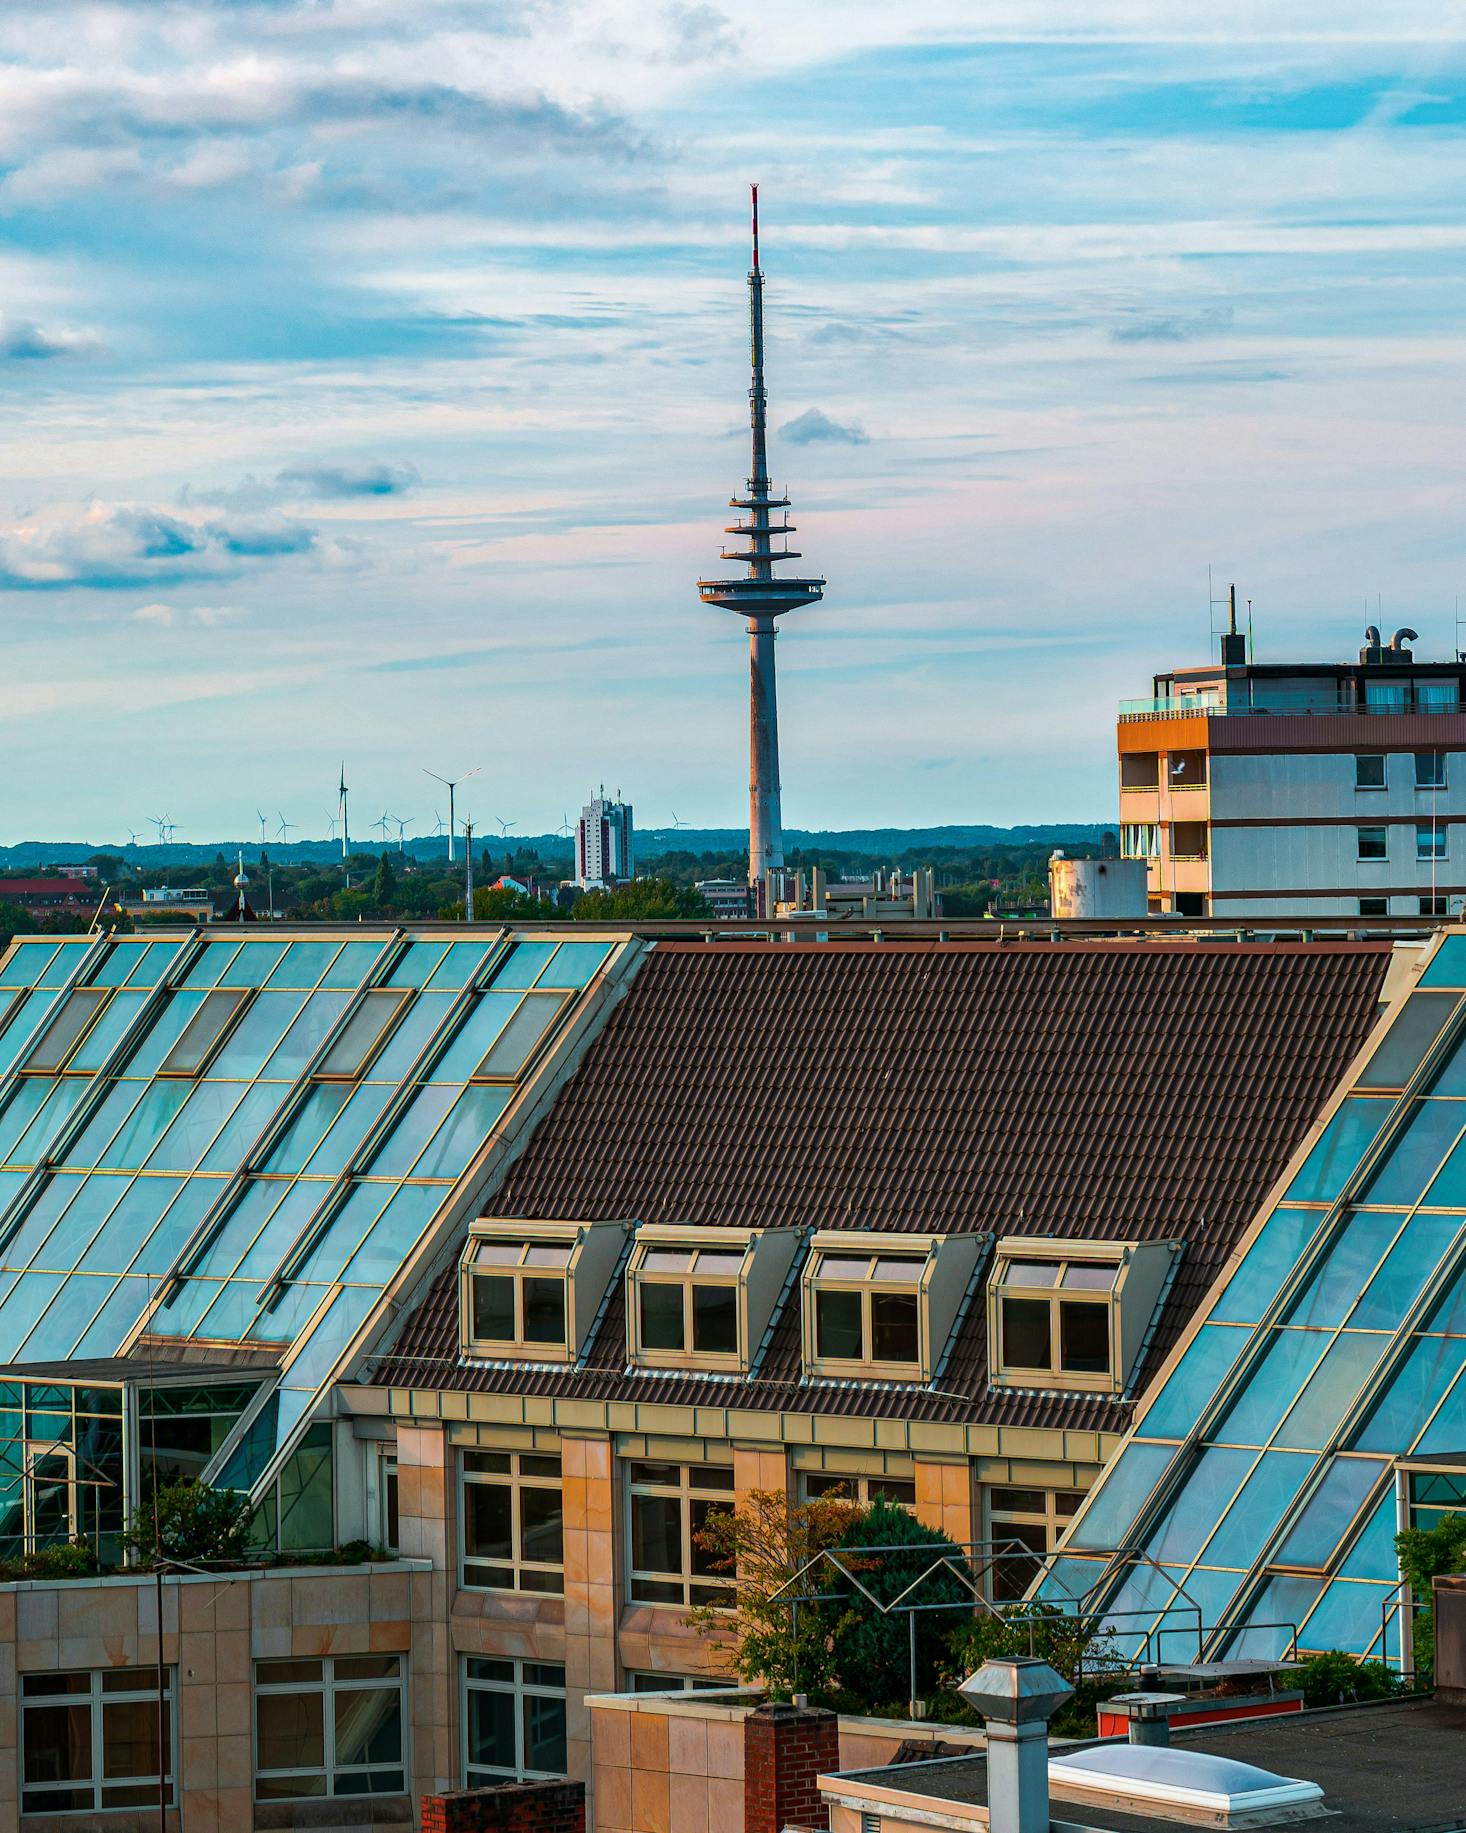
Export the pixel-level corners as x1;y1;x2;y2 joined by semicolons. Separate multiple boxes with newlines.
0;823;1112;871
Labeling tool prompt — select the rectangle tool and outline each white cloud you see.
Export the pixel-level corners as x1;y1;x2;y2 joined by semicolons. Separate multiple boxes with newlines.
129;601;245;627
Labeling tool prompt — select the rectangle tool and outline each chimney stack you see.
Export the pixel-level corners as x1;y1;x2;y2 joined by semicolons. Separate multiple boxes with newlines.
958;1657;1073;1833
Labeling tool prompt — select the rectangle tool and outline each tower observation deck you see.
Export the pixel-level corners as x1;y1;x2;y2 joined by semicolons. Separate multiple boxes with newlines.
698;186;824;894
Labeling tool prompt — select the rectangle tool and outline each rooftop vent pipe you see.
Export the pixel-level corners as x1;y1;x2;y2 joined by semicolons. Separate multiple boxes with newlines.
958;1657;1072;1833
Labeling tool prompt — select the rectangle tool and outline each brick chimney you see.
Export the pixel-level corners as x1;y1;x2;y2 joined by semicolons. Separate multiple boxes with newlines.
421;1778;586;1833
744;1701;840;1833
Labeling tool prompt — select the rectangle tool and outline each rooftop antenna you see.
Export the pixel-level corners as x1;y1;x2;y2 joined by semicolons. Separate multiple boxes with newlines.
698;183;824;899
337;762;350;862
423;764;481;863
233;850;250;924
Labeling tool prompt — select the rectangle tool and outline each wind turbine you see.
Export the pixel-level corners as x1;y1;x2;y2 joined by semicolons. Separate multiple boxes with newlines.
125;829;141;848
557;812;574;838
276;812;297;845
256;809;270;846
670;810;690;831
494;816;515;839
325;811;340;842
422;765;481;864
337;762;350;862
149;815;169;845
430;811;447;839
371;811;391;846
392;815;412;855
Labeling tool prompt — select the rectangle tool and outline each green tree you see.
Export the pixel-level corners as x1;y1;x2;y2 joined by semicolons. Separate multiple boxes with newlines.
572;878;710;921
1396;1512;1466;1681
372;851;397;910
125;1479;252;1566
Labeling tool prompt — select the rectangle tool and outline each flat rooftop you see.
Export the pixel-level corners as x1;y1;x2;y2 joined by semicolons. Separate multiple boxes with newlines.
840;1699;1466;1833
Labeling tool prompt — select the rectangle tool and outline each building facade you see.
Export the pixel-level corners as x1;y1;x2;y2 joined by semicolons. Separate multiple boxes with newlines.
1119;624;1466;918
0;920;1449;1830
575;795;634;891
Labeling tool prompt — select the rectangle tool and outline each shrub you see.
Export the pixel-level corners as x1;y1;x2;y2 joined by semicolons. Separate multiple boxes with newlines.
1396;1512;1466;1684
1296;1651;1400;1707
0;1540;104;1582
125;1480;253;1566
822;1498;976;1709
938;1601;1126;1737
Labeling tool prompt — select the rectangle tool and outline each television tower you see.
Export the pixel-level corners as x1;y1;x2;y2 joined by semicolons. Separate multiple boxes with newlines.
698;186;824;896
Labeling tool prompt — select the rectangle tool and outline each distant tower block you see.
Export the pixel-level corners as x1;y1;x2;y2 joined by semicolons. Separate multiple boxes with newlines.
698;186;824;893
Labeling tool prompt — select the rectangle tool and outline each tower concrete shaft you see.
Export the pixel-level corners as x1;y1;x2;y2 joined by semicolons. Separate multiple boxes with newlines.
698;186;824;890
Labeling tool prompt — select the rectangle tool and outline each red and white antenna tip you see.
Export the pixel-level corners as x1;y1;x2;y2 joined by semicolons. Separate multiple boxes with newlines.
750;182;759;270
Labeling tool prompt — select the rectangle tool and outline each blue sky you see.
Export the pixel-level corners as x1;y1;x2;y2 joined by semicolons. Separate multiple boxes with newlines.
5;1;1466;843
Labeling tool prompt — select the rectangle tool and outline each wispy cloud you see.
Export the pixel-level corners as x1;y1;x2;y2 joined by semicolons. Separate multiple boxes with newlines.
130;602;245;627
780;408;870;446
0;504;317;590
276;461;421;499
1110;304;1235;344
0;316;103;359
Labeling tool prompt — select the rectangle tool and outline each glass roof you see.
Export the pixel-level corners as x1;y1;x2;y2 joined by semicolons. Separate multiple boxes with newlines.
1051;931;1466;1667
0;928;618;1497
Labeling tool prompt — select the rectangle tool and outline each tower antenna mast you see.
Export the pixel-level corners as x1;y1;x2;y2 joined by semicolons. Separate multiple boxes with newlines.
697;185;825;906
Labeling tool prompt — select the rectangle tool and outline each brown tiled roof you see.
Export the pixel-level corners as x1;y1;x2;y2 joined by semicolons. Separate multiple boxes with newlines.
376;940;1393;1433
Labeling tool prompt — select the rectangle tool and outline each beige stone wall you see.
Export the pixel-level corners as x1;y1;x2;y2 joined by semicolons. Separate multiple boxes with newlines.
589;1692;751;1833
913;1458;974;1545
0;1560;430;1833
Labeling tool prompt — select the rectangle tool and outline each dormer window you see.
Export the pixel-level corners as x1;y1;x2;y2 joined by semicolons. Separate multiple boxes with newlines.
626;1225;798;1374
800;1231;983;1382
460;1219;625;1363
987;1237;1176;1395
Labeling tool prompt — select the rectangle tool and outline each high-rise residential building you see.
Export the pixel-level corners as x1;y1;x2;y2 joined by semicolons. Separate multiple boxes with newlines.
575;790;634;889
1119;604;1466;918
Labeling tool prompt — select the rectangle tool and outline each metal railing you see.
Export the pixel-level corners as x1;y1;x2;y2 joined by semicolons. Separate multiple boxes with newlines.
1121;692;1461;722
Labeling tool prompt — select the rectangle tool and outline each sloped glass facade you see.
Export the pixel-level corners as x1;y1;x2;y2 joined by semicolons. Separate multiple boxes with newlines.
1050;931;1466;1667
0;928;617;1543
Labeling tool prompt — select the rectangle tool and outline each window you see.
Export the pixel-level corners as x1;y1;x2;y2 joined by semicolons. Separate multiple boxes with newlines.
461;1450;564;1593
986;1488;1085;1601
1120;754;1159;790
626;1460;734;1605
1366;679;1409;712
1170;821;1208;861
1357;827;1388;862
626;1672;730;1694
1418;823;1447;861
1355;754;1386;790
1359;899;1389;918
463;1659;566;1783
1167;751;1206;789
254;1654;406;1801
472;991;571;1081
1416;751;1447;790
799;1471;916;1509
628;1238;747;1369
380;1453;399;1553
994;1256;1115;1383
463;1239;570;1352
316;989;411;1079
1421;896;1451;919
1418;681;1460;711
20;987;112;1074
806;1247;926;1375
22;1667;173;1815
1121;824;1159;860
158;987;250;1076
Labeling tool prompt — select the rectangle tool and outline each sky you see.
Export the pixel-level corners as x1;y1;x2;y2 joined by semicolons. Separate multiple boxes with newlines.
5;1;1466;844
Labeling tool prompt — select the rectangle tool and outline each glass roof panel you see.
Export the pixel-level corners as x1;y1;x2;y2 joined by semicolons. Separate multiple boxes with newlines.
1359;992;1459;1089
1420;1133;1466;1205
260;1084;352;1174
0;993;55;1078
292;1184;394;1286
1065;1441;1178;1550
1347;1212;1463;1329
1285;1097;1393;1205
1225;1575;1323;1660
179;942;239;989
67;989;149;1074
144;1082;250;1173
1146;1446;1256;1566
423;942;490;990
1353;1333;1466;1452
544;942;612;989
1286;1212;1408;1329
203;992;306;1080
197;1082;291;1172
1140;1324;1251;1440
94;1082;194;1170
22;988;110;1075
1213;1330;1330;1447
38;943;89;988
15;1272;112;1362
263;942;341;989
1423;1261;1466;1336
1272;1332;1389;1451
425;992;521;1084
62;1081;147;1169
74;1176;191;1273
125;941;185;988
1299;1578;1389;1655
1212;1208;1323;1326
340;1184;440;1285
367;993;453;1082
220;942;290;987
0;1080;55;1162
367;1085;456;1179
315;991;409;1082
257;991;352;1082
88;942;153;988
72;1274;154;1359
1365;1100;1466;1208
1338;1490;1400;1581
408;1086;510;1182
472;994;566;1083
1273;1457;1387;1568
488;943;557;990
1197;1449;1312;1570
318;942;381;989
384;943;447;987
1;1173;89;1269
0;943;59;987
0;1272;67;1359
6;1079;88;1168
300;1084;395;1178
1419;936;1466;988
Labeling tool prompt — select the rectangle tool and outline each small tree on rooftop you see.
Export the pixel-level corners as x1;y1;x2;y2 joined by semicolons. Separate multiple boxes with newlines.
124;1479;252;1567
686;1486;860;1700
1396;1512;1466;1682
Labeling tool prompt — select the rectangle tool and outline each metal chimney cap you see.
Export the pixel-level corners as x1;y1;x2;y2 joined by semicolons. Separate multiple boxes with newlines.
957;1656;1074;1726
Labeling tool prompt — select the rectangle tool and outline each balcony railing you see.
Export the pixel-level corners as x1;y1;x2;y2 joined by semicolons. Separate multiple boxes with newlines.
1121;691;1462;722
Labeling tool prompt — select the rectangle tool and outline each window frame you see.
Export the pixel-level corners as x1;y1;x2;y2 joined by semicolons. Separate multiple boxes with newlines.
157;986;252;1078
469;989;574;1083
19;986;114;1075
1416;750;1447;790
798;1470;917;1509
803;1240;935;1379
461;1656;568;1785
1417;822;1447;862
987;1244;1129;1394
1355;754;1386;791
21;1666;175;1816
625;1228;756;1373
459;1447;565;1594
459;1219;624;1364
252;1653;407;1802
1356;826;1389;863
985;1484;1086;1601
1359;898;1390;918
461;1235;574;1360
624;1458;735;1607
314;988;413;1081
